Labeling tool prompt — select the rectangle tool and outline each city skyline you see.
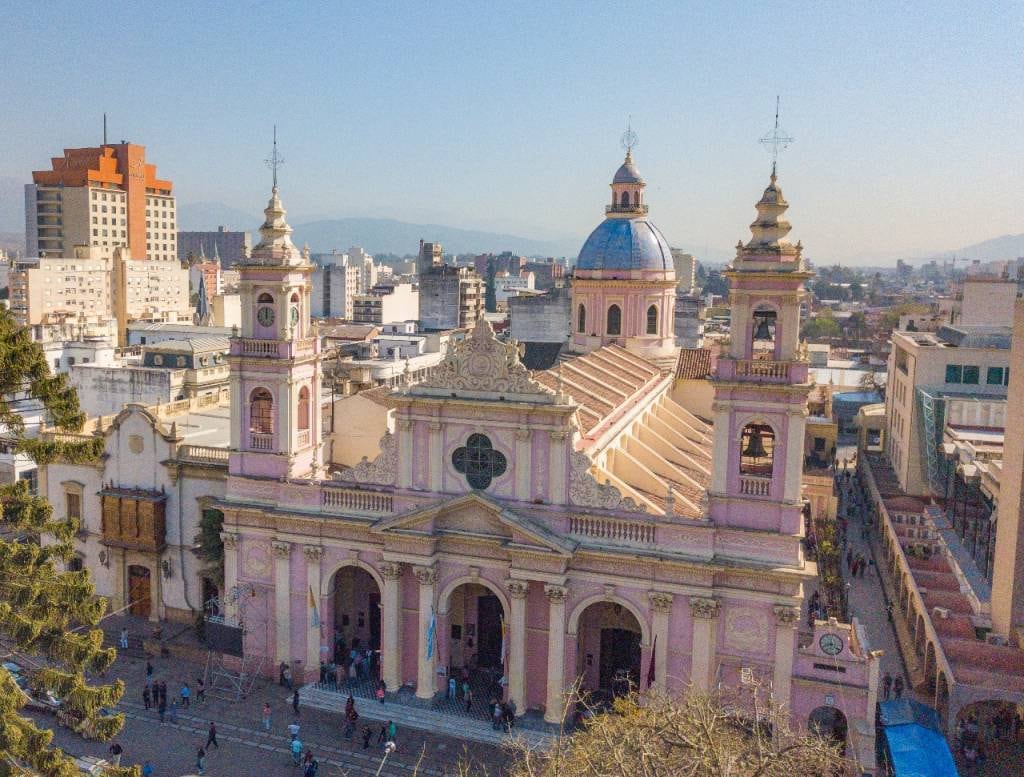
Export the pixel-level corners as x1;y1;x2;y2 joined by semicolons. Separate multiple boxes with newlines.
1;2;1021;264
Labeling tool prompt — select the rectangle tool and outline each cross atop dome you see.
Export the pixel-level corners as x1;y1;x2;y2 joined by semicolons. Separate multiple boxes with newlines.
608;127;647;217
248;128;308;268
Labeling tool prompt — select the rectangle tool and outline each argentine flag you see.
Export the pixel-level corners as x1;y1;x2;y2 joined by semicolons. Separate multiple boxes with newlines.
426;607;437;659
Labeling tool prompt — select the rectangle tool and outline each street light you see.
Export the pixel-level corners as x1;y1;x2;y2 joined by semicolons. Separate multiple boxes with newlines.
375;741;396;777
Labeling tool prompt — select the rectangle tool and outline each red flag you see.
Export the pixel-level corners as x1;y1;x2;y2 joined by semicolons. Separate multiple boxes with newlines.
646;635;657;688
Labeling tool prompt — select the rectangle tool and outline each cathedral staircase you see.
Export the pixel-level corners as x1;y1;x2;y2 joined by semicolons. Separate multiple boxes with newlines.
297;684;554;748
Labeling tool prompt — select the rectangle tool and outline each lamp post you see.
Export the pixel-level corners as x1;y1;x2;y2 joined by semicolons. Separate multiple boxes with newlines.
375;741;396;777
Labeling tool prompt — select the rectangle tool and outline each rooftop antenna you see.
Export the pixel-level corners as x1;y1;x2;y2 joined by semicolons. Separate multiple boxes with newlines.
759;96;794;177
264;125;284;189
103;113;107;146
621;115;639;156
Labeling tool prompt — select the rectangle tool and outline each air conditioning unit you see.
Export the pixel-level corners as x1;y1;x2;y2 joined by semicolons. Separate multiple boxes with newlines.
932;607;950;619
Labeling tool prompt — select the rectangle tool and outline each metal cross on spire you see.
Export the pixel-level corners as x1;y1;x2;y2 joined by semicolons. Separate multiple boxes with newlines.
759;96;794;177
265;125;285;189
620;115;639;155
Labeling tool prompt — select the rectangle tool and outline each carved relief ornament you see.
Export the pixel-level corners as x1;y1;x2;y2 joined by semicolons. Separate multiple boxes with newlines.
649;592;675;613
506;579;530;599
303;545;324;562
220;532;238;550
271;540;291;559
773;604;800;625
346;429;398;486
380;561;403;581
413;566;437;586
568;451;645;512
544;584;568;603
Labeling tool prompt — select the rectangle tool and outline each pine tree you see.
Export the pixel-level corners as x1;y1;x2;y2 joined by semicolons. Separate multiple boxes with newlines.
0;309;136;776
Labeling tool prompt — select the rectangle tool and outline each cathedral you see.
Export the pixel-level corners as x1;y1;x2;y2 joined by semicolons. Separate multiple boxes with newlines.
215;150;879;764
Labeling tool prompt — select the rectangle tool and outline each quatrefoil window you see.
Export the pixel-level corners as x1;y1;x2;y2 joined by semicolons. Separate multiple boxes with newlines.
452;433;507;490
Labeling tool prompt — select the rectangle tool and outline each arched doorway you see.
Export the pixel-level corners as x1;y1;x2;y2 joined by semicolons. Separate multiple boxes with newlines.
576;601;643;702
445;582;506;673
329;566;382;672
808;705;848;753
127;565;151;618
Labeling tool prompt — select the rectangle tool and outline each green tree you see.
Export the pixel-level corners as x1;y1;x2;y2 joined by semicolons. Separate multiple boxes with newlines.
0;308;134;776
801;314;842;341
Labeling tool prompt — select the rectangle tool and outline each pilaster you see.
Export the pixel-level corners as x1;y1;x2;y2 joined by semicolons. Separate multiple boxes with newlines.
515;430;532;501
398;419;414;488
544;584;568;723
771;605;799;715
414;565;437;699
506;579;529;714
548;431;567;503
428;422;443;492
303;545;323;680
782;408;807;503
648;591;674;693
689;596;719;691
221;532;239;623
380;561;404;691
272;540;292;665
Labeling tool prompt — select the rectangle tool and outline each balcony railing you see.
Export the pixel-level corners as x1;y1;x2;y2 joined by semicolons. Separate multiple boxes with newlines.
738;475;772;497
717;358;808;384
250;433;273;450
297;429;311;446
177;445;229;465
605;203;649;215
238;338;279;357
322;487;393;515
568;514;656;545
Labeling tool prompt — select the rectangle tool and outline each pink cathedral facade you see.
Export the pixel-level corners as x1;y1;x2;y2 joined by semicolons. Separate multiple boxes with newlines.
218;157;879;768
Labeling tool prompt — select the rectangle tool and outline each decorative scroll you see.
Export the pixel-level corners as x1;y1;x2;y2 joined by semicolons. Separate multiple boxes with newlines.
346;429;398;486
568;451;645;512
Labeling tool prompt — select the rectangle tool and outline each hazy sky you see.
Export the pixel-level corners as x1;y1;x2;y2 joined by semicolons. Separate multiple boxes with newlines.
2;1;1021;263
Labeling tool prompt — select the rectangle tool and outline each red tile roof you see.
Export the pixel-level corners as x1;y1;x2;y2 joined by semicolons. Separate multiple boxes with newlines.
675;347;714;380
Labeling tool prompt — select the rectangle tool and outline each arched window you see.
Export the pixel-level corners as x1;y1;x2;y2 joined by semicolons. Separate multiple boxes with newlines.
620;191;630;207
739;422;775;477
577;304;587;333
257;293;274;304
249;388;273;434
297;386;310;431
607;304;622;336
646;304;658;335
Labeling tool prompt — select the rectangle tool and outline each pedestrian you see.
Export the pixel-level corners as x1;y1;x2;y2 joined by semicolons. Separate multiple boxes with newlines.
288;719;300;740
492;700;503;730
886;602;894;622
304;758;319;777
206;721;219;749
119;627;129;650
846;550;853;570
376;682;385;704
196;676;205;703
464;684;473;712
291;737;303;765
143;685;151;710
146;661;154;680
262;702;272;731
196;746;206;776
387;720;397;742
882;672;892;700
344;704;358;739
448;676;457;700
377;723;388;744
894;676;904;699
158;695;166;723
181;683;191;709
159;680;167;707
108;742;123;766
292;688;300;716
142;762;153;777
169;699;178;724
362;726;373;749
279;660;288;687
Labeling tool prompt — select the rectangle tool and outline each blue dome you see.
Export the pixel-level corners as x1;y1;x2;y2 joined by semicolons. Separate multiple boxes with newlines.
576;217;673;272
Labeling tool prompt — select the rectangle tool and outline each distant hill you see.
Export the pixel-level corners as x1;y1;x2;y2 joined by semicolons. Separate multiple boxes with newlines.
177;201;261;234
291;218;582;258
952;234;1024;263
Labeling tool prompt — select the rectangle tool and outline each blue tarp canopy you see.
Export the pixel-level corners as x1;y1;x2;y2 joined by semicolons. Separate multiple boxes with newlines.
879;700;959;777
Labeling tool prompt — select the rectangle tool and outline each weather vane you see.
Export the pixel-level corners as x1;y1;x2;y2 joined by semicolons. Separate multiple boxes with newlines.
620;115;638;155
265;124;285;188
759;96;793;177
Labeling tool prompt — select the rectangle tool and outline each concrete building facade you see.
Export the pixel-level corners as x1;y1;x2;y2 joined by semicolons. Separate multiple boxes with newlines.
177;227;252;267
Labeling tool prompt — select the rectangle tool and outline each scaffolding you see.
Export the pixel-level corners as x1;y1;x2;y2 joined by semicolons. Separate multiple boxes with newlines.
203;583;270;702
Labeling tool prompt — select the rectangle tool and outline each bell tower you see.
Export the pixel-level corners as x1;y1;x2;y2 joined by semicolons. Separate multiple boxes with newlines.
708;172;812;537
228;176;321;481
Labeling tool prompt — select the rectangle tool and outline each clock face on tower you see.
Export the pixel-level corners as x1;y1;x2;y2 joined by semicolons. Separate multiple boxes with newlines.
257;306;275;327
819;633;844;656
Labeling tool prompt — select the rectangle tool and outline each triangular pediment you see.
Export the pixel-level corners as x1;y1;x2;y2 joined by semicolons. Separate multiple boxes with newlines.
371;492;575;556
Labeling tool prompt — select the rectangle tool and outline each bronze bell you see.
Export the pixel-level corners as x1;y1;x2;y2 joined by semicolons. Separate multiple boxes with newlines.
753;317;773;341
742;428;769;459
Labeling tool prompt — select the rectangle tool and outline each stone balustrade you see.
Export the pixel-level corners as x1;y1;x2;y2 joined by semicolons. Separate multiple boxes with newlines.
738;475;772;497
568;514;656;545
321;486;393;515
176;445;230;465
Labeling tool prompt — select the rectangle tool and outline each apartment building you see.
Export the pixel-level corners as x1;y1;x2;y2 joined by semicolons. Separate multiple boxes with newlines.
351;282;419;325
177;226;251;267
418;264;484;330
25;142;176;262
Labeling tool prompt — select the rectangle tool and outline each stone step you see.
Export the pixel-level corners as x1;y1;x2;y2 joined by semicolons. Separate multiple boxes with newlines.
296;686;552;748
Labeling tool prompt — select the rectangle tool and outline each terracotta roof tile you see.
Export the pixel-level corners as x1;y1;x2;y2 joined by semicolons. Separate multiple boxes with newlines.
675;348;713;380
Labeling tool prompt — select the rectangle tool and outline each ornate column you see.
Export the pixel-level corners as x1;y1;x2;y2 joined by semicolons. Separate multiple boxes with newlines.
414;565;437;699
648;592;674;694
543;584;568;724
771;605;800;716
506;579;530;714
272;540;292;665
220;532;239;623
689;596;720;691
783;408;807;503
428;422;443;492
709;401;731;493
515;430;532;501
380;562;404;692
548;431;568;504
397;418;414;488
304;545;324;680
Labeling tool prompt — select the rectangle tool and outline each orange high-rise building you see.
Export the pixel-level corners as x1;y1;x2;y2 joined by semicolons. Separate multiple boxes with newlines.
25;143;176;262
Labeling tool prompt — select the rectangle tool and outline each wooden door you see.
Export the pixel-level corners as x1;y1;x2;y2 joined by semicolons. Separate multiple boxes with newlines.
128;565;151;618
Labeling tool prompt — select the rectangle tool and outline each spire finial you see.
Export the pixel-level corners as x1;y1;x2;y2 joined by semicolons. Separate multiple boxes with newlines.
265;125;285;190
620;115;638;159
759;96;793;178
